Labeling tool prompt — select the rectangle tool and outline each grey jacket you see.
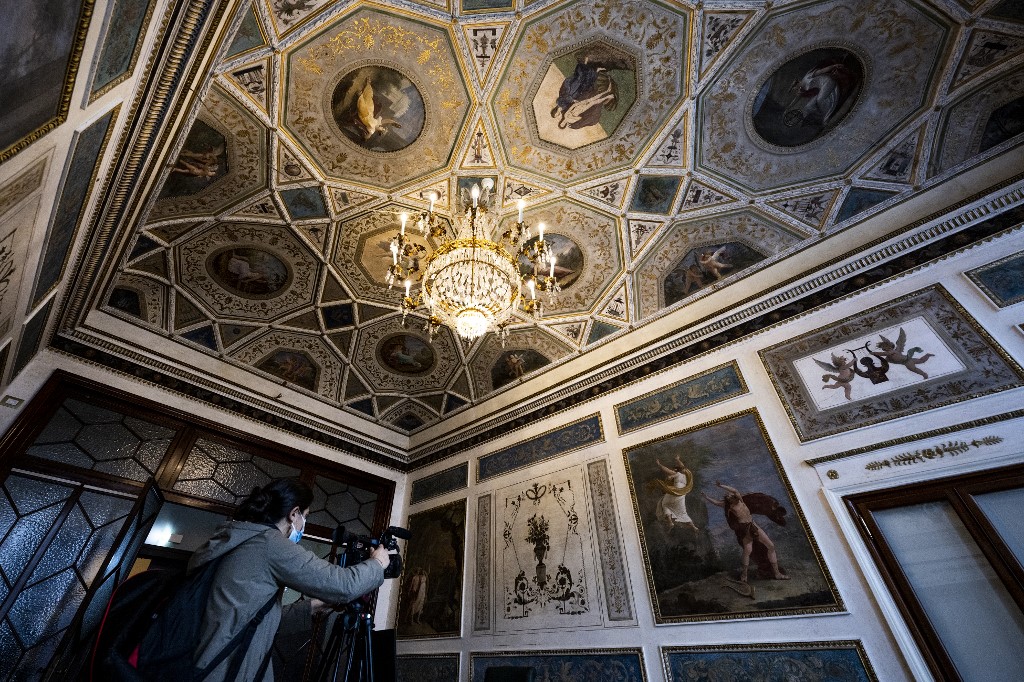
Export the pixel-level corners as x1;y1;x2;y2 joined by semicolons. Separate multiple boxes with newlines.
188;521;384;682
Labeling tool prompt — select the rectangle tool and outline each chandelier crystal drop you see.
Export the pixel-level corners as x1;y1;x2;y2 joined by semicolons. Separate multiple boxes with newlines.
382;178;560;342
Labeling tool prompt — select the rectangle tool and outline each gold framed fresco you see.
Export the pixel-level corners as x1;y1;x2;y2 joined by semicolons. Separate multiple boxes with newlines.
759;285;1024;442
622;409;841;623
395;497;466;640
1;1;95;164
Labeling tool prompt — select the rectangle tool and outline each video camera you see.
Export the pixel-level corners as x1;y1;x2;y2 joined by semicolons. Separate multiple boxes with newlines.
333;526;409;580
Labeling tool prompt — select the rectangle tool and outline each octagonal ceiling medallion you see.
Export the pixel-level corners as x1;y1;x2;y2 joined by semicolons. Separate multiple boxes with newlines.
506;199;623;316
492;0;689;183
176;222;320;321
150;85;267;221
282;6;472;188
697;0;950;193
232;329;343;399
353;315;461;393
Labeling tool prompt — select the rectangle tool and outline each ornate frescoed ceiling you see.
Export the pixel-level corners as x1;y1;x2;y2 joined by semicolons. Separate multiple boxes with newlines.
98;0;1024;437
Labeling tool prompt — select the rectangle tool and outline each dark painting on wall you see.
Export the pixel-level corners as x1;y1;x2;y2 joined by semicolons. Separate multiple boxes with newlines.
663;641;877;682
396;498;466;639
623;410;840;623
159;120;228;198
90;0;155;97
396;654;459;682
32;107;116;306
966;251;1024;308
0;0;90;161
751;47;865;148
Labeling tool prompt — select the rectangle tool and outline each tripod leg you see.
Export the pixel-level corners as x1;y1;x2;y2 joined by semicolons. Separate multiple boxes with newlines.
363;615;374;682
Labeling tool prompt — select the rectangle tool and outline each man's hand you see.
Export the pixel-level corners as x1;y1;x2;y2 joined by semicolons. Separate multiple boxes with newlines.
371;545;391;571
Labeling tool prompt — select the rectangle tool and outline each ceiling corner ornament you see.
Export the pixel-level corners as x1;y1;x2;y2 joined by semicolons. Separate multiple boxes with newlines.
382;179;561;341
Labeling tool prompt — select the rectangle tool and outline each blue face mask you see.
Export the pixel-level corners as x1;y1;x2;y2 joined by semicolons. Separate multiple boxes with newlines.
289;513;306;544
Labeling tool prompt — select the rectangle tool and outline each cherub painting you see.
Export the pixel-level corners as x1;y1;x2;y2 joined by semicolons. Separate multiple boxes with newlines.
159;121;228;197
331;66;425;152
663;242;766;306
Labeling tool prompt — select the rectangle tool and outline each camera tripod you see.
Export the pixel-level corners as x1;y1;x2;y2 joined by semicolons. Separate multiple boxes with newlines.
312;596;378;682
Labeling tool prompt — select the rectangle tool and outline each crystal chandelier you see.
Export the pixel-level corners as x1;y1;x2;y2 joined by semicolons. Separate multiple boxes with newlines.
383;178;560;341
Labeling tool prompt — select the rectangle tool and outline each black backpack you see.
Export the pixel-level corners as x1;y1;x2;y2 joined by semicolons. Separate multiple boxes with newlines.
90;550;280;681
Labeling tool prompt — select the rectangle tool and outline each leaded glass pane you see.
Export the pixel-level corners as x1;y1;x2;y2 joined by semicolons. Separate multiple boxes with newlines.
27;507;89;585
0;503;64;587
31;407;81;444
173;438;298;505
25;398;176;482
307;476;377;536
0;620;20;678
63;398;120;424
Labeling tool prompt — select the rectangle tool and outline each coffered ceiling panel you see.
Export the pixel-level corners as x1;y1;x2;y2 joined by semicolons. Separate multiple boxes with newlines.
93;0;1024;438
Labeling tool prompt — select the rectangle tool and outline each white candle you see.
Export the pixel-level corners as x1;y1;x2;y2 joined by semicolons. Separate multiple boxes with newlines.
538;222;545;240
428;192;437;213
517;199;525;222
550;256;556;278
404;279;411;297
400;212;408;235
471;184;480;207
528;278;536;299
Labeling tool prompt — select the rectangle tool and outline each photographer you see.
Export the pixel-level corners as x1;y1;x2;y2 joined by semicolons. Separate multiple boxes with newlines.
189;478;390;681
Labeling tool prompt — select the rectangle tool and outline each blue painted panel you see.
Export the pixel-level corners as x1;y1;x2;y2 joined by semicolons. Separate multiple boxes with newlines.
12;298;54;379
33;109;115;305
472;650;644;681
616;363;746;434
478;415;603;482
91;0;153;93
664;645;874;682
411;462;468;504
396;655;459;682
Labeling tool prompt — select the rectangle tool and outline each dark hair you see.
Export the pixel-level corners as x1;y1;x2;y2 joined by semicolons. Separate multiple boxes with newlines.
234;478;314;524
